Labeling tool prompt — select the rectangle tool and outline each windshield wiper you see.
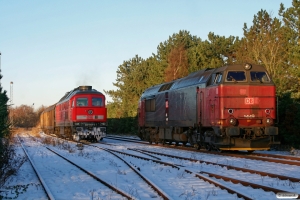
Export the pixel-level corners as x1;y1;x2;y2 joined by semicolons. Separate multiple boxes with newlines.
230;76;237;83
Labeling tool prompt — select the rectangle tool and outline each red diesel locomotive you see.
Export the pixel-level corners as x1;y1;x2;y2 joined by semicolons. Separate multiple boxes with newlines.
138;64;279;152
40;86;107;142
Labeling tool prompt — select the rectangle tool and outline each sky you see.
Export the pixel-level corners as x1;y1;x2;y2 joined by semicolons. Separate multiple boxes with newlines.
0;0;292;109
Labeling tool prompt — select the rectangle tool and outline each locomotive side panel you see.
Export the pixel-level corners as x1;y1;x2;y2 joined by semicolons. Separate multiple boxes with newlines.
168;86;196;127
202;86;220;127
144;93;165;127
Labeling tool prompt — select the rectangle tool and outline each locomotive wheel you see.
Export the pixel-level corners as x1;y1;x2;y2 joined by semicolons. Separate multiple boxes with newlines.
73;134;80;142
205;144;212;151
217;148;223;153
194;143;200;150
247;150;254;153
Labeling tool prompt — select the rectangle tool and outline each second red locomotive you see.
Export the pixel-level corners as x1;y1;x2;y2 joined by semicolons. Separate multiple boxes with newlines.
40;86;107;142
138;64;279;152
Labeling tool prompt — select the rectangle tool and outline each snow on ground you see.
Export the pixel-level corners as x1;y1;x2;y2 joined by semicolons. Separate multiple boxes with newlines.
100;138;300;199
1;132;300;199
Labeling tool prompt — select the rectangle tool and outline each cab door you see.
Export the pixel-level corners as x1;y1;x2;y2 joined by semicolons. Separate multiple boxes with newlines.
69;98;75;121
138;99;145;126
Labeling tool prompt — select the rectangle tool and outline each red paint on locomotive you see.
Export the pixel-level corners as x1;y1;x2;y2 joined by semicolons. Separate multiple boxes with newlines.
138;64;279;151
40;86;107;142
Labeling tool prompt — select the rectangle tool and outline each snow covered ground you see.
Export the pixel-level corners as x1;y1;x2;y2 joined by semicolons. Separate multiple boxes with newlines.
1;132;300;200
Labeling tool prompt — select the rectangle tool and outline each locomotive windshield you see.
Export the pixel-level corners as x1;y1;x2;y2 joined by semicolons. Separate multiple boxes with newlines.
250;71;270;83
92;97;103;106
226;71;246;82
77;98;88;106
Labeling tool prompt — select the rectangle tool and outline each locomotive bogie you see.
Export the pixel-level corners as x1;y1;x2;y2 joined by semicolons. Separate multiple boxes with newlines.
73;126;106;142
138;64;280;151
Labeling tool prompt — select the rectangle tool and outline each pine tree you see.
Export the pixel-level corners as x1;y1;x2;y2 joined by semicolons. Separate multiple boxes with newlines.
0;73;10;157
279;0;300;97
236;9;287;80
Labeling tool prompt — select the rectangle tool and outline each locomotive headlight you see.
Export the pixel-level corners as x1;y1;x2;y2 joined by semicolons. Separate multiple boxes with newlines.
229;118;237;126
228;109;234;114
244;63;252;70
265;109;271;114
266;118;273;124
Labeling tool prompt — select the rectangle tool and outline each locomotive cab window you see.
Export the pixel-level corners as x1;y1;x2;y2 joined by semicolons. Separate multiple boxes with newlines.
226;71;246;82
92;97;103;106
76;98;88;106
250;72;270;83
214;73;223;84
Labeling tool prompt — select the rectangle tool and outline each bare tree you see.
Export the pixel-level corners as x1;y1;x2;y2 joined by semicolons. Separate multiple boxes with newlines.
165;44;188;82
11;105;38;129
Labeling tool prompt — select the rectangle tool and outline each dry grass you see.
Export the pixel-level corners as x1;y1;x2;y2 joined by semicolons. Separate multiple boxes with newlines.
30;128;41;137
41;136;54;145
11;127;42;139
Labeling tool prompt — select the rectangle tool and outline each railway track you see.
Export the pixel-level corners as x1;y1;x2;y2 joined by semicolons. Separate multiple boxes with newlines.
17;134;135;199
16;136;55;200
38;133;170;199
129;148;300;183
87;144;171;199
40;133;253;199
106;135;300;166
96;144;300;200
35;132;300;199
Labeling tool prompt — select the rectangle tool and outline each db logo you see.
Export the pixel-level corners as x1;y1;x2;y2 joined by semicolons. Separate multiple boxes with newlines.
245;98;254;104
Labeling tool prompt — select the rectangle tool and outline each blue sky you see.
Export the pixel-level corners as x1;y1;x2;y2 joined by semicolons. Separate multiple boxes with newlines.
0;0;292;109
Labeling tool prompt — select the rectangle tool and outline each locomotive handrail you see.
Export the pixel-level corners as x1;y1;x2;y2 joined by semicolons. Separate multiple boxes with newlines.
223;107;275;109
218;96;276;98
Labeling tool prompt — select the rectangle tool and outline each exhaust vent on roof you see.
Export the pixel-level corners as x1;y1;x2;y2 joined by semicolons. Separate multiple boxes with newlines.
79;86;92;91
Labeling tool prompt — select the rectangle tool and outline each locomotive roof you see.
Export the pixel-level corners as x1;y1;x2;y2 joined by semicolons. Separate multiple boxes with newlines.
57;86;104;103
141;64;272;99
141;68;213;98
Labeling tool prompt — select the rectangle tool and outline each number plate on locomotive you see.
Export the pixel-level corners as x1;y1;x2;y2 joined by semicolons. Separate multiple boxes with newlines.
244;98;254;104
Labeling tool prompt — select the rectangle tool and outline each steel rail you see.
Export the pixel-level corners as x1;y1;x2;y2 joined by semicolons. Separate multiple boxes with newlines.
97;146;264;199
135;148;300;183
198;171;295;194
46;147;134;200
106;136;146;143
40;135;168;200
17;135;55;200
189;170;298;200
35;134;299;199
127;148;161;160
89;144;171;200
25;133;134;199
106;146;300;199
107;135;300;166
251;152;300;162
